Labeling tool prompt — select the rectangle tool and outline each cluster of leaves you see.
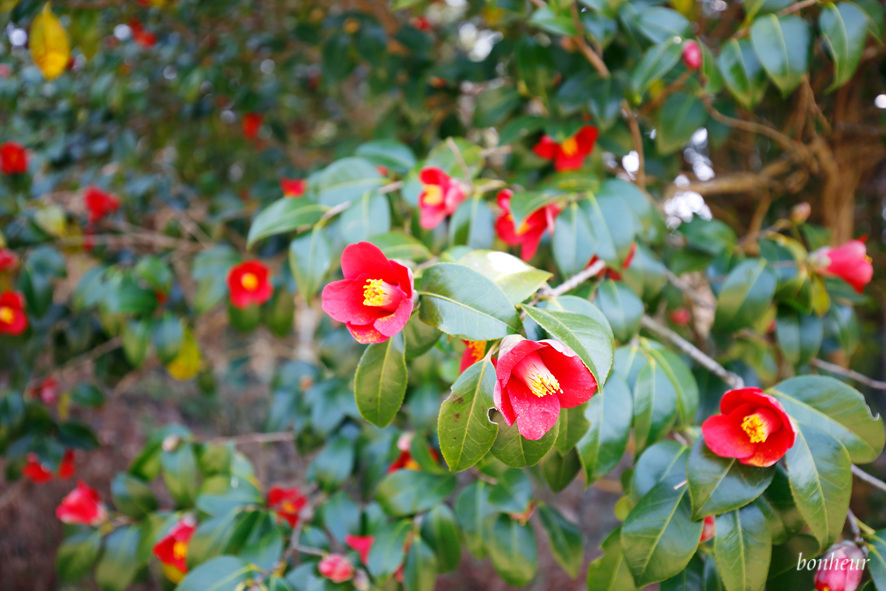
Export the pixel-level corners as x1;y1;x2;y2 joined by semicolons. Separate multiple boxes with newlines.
1;0;885;590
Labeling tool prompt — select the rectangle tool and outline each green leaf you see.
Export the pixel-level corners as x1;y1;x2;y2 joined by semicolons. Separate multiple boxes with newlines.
580;194;635;267
491;410;560;467
529;5;577;36
635;7;691;44
402;314;441;359
687;437;775;520
187;510;240;567
425;137;485;179
656;92;707;154
587;74;625;130
376;470;457;517
311;157;384;207
538;504;584;578
317;491;359;543
94;525;142;591
866;529;886;590
718;39;768;109
642;348;699;427
768;375;885;463
402;538;438;591
713;505;772;591
489;469;532;514
587;528;640;591
576;373;632;485
153;313;183;363
487;515;538;587
355;140;416;174
438;358;498;471
288;227;331;300
161;444;198;508
622;480;703;586
820;2;869;90
783;426;851;549
418;263;521;340
369;232;432;262
542;448;582;492
848;0;885;40
508;191;560;229
228;511;285;572
449;197;494;249
749;14;811;95
111;473;158;519
457;250;552;305
522;305;614;386
367;519;411;580
631;440;689;503
354;333;407;428
714;260;777;332
455;481;493;558
631;37;683;97
309;436;354;491
596;280;643;343
420;504;462;572
337;191;391;243
56;529;101;582
632;358;678;451
121;318;151;368
775;308;823;367
246;198;326;248
555;403;591;454
553;203;597;276
176;556;258;591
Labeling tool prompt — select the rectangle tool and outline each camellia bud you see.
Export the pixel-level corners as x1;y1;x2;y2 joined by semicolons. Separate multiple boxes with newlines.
813;541;867;591
699;515;715;543
791;202;811;224
682;40;702;70
318;554;355;583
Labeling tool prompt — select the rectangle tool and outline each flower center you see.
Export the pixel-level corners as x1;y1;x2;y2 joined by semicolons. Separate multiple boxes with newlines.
281;500;297;514
422;184;444;206
741;414;769;443
363;278;399;308
514;352;561;397
0;306;14;324
172;540;188;561
560;137;579;156
465;340;485;362
240;272;259;291
404;458;420;470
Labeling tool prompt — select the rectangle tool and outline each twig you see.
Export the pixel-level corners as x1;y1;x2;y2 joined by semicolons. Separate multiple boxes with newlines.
570;3;610;78
848;508;863;543
446;137;472;181
701;97;805;154
852;465;886;494
811;358;886;391
640;315;744;388
377;180;404;195
624;104;646;189
208;431;294;446
663;270;714;309
539;260;607;299
638;71;692;116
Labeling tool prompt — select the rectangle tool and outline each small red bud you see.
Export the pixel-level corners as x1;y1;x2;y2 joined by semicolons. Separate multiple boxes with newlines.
791;202;811;224
813;541;867;591
699;515;715;543
682;41;702;70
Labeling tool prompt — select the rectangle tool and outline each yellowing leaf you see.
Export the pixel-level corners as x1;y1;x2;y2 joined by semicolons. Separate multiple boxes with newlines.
30;4;71;81
166;329;203;381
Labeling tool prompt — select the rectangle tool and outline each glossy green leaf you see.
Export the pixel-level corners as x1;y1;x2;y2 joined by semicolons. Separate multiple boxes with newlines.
508;191;560;228
56;529;101;583
587;528;640;591
656;92;707;154
111;473;158;519
714;259;777;332
367;519;411;579
246;198;326;248
596;280;643;343
420;504;462;572
288;226;331;299
376;470;457;517
337;191;391;243
94;525;141;591
354;333;407;428
457;250;552;305
176;556;258;591
487;515;538;587
187;510;240;567
491;411;560;467
355;140;416;173
418;263;521;340
631;37;683;97
635;7;691;44
539;503;584;578
687;437;775;520
438;358;498;471
455;481;493;559
449;197;494;250
718;39;768;109
775;308;823;367
553;203;596;276
866;528;886;590
820;2;869;90
632;359;678;451
713;505;772;591
750;14;810;95
542;448;582;492
576;373;632;485
631;441;689;502
161;444;198;507
402;538;438;591
311;157;384;207
642;348;699;427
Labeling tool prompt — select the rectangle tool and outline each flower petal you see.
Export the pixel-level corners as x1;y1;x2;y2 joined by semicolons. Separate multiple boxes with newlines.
701;414;756;460
508;378;561;441
341;241;397;283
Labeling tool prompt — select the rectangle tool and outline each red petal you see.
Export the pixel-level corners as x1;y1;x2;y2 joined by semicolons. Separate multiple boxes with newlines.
741;429;794;467
418;167;448;186
341;242;397;283
575;126;599;154
321;279;385;325
507;378;561;440
419;204;447;229
347;322;389;344
538;341;597;407
701;415;755;460
555;152;586;171
495;338;546;392
495;213;521;246
533;136;558;160
373;295;413;337
494;379;516;426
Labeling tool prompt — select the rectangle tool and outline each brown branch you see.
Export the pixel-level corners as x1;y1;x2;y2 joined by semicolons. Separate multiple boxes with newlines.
570;3;610;78
852;465;886;494
208;431;294;446
702;97;806;154
539;259;607;299
810;358;886;391
638;71;692;117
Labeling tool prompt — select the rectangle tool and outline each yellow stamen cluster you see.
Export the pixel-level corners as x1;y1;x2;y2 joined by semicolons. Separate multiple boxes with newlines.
363;279;390;307
172;540;188;561
741;414;768;443
466;341;485;361
281;500;297;514
0;306;13;324
422;184;444;206
560;136;579;156
240;272;259;291
527;373;562;398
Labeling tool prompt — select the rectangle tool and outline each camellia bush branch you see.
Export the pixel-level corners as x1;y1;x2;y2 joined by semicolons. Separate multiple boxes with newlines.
1;1;886;591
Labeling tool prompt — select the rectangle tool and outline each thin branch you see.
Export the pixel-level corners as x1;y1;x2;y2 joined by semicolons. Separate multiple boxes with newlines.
810;358;886;391
701;97;806;154
847;508;863;543
663;269;715;309
852;465;886;494
208;431;294;446
624;104;646;190
638;71;692;116
641;315;745;388
446;137;472;181
570;2;610;78
539;260;607;299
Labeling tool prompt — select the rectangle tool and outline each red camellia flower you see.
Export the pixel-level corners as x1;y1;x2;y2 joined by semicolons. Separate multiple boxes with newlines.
0;248;18;272
701;387;797;467
682;40;702;70
129;19;157;48
242;113;263;139
280;178;306;198
417;167;467;229
345;534;374;565
811;239;874;293
0;142;28;175
318;554;355;583
55;480;108;526
460;340;485;373
387;433;439;473
153;516;197;584
58;450;76;479
30;377;60;405
320;241;415;344
669;308;692;326
0;291;28;336
84;187;121;223
813;541;867;591
22;454;53;484
412;16;432;31
495;189;561;261
493;335;598;440
227;260;273;309
699;515;715;543
533;126;598;171
268;486;307;528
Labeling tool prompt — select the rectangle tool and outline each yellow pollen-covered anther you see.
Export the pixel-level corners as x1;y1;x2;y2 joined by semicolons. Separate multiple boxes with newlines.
363;278;393;307
0;307;13;324
514;352;562;398
422;184;443;206
741;414;768;443
172;540;188;561
240;272;259;291
560;137;579;156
